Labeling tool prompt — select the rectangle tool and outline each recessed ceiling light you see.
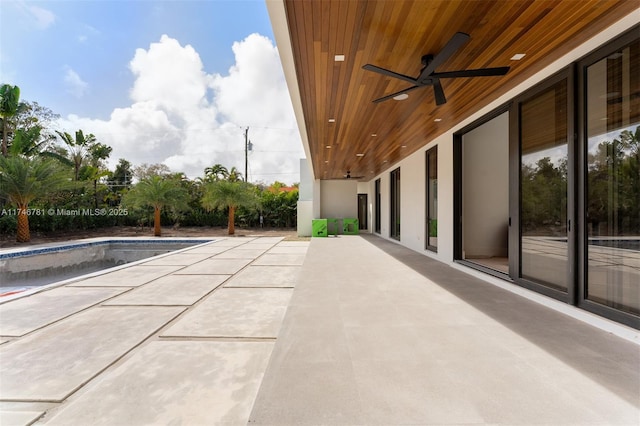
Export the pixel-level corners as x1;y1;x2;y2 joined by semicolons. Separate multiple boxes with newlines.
383;160;388;163
434;118;442;122
328;118;336;123
325;160;329;163
334;54;345;62
401;145;407;148
356;153;365;157
371;133;377;137
325;145;331;148
393;93;409;101
510;53;526;61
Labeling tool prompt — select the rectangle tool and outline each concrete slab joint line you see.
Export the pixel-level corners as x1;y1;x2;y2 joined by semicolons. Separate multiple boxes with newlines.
0;306;185;402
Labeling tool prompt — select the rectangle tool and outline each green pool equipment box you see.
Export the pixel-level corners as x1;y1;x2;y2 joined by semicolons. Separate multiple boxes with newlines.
343;218;359;235
327;218;340;236
312;219;328;237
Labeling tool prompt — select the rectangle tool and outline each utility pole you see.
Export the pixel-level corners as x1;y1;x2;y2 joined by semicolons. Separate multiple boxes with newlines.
244;127;249;182
244;127;253;182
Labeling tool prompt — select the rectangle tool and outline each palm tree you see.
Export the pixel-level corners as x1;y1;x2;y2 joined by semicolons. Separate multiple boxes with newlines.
8;126;51;157
0;156;69;242
201;180;256;235
123;175;189;236
55;129;98;180
204;163;229;182
227;166;243;182
0;84;22;157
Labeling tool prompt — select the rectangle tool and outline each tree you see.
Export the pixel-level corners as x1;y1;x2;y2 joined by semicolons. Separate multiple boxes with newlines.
0;84;22;157
55;129;99;180
80;143;112;208
204;163;229;182
134;163;171;180
8;126;53;158
123;175;189;236
260;184;298;228
110;158;133;188
201;180;257;235
13;101;59;142
227;166;243;182
0;156;69;242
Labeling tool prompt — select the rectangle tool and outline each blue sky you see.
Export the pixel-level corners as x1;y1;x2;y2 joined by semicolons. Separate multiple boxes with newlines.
0;0;303;183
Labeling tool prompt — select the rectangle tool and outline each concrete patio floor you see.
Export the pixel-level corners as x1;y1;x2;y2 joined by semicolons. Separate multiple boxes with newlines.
0;234;638;425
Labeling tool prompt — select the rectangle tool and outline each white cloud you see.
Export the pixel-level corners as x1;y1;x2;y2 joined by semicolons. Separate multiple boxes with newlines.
59;34;303;184
64;67;89;98
28;5;56;30
78;24;100;43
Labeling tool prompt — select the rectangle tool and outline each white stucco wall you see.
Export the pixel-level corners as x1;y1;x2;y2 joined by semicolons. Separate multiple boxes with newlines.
299;159;312;201
297;200;313;237
320;180;358;219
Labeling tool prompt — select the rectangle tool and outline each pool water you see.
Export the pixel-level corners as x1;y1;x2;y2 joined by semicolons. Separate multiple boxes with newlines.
0;239;212;296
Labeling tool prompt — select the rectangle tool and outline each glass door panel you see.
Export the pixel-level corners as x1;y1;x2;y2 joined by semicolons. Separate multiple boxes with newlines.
374;179;381;234
520;79;569;291
426;147;438;251
585;39;640;315
390;168;400;240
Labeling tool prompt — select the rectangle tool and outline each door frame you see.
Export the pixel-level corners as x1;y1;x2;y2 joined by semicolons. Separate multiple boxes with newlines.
509;66;576;304
453;103;511;280
357;193;368;230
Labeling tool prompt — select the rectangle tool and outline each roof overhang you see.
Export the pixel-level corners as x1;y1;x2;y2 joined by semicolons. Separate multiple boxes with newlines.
267;0;639;181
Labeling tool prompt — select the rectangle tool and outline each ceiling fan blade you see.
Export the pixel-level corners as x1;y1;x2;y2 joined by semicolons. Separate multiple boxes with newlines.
432;67;510;79
362;64;417;85
418;32;470;81
433;79;446;105
372;85;421;103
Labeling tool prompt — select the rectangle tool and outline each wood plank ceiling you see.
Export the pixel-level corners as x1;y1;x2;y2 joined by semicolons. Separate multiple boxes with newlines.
283;0;638;181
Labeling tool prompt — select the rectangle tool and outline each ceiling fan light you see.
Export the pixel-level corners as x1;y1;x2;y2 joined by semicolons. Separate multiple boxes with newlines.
393;93;409;101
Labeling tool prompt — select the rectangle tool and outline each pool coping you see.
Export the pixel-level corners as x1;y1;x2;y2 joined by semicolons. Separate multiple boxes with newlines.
0;237;216;304
0;237;215;259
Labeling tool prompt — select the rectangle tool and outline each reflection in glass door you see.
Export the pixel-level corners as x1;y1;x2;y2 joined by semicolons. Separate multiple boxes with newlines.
519;78;569;291
426;147;438;251
374;179;381;234
585;37;640;316
390;168;400;240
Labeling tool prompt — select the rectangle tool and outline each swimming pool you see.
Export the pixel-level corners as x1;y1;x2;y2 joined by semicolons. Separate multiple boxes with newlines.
0;238;213;296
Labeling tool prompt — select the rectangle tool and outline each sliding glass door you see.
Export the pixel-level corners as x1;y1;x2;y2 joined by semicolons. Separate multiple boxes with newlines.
390;168;400;240
583;35;640;316
426;147;438;251
374;178;381;234
453;26;639;326
519;77;570;292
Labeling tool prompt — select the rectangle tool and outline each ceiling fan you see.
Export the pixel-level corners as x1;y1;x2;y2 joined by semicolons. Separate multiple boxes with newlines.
362;32;510;106
343;170;364;180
